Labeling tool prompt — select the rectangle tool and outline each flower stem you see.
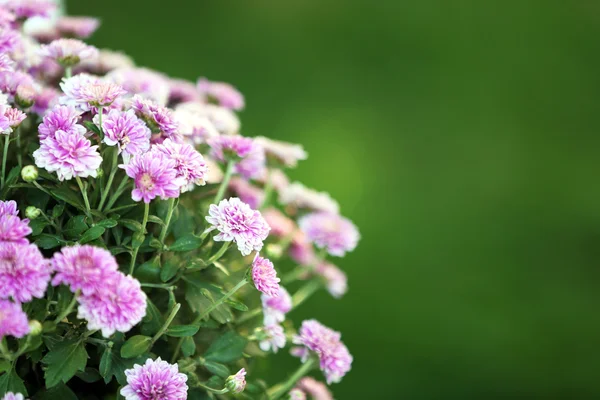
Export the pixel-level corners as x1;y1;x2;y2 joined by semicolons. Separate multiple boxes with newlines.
292;279;322;308
0;338;12;361
97;106;103;134
158;197;176;244
260;168;275;210
195;382;229;394
214;160;235;204
267;357;317;399
64;66;72;79
235;306;262;324
1;134;9;189
15;127;21;167
129;202;149;275
98;148;118;211
151;303;180;345
54;290;80;324
75;177;92;219
104;174;130;210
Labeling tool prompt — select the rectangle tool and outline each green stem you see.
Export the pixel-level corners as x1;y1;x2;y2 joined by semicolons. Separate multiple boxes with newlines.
129;202;150;275
236;307;262;324
54;290;80;324
75;177;92;218
98;148;118;211
15;127;22;167
64;66;72;79
97;107;103;132
291;279;322;308
32;180;51;197
151;303;180;345
195;382;229;395
185;242;231;274
267;357;317;399
0;338;12;361
40;210;60;231
158;198;176;244
104;174;130;210
260;168;275;210
214;160;235;204
1;134;9;189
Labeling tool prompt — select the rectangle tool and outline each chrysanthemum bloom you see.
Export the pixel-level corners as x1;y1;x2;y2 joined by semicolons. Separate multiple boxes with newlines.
263;208;296;238
39;38;98;67
153;139;208;192
197;77;245;111
258;168;289;192
5;107;26;129
298;212;360;257
259;323;286;353
208;135;254;162
51;245;119;296
235;142;266;180
121;357;188;400
168;78;201;105
0;214;32;244
0;105;11;133
279;182;340;214
203;157;223;184
297;377;334;400
0;54;14;73
131;95;179;143
59;73;98;112
121;150;183;203
251;256;280;297
292;319;353;384
33;129;102;181
0;9;16;28
288;231;316;266
262;286;292;325
173;108;219;145
205;197;270;256
0;70;35;98
288;388;307;400
77;272;147;337
107;67;170;105
32;86;60;115
175;102;240;135
316;262;348;299
80;49;134;75
229;177;264;209
7;0;56;19
0;242;51;303
78;80;126;108
56;16;100;39
1;392;27;400
0;27;19;54
0;200;19;217
38;105;85;140
100;109;150;163
0;300;30;339
255;136;308;168
225;369;246;394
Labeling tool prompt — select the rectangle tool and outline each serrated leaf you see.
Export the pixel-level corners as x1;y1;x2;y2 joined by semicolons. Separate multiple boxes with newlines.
96;218;118;228
35;234;63;249
0;361;9;375
203;360;230;378
34;382;78;400
76;367;102;383
29;218;49;236
119;219;144;232
0;369;27;396
42;338;88;388
204;331;248;363
100;345;148;385
50;187;84;210
169;234;203;252
80;226;106;244
120;335;152;359
147;215;165;226
63;215;88;238
181;337;196;357
166;325;199;337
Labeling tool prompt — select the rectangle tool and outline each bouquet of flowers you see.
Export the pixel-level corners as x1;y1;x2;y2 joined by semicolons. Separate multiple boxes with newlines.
0;1;359;399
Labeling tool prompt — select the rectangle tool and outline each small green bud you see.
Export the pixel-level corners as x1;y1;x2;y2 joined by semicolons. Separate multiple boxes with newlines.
28;320;43;336
225;368;247;394
96;168;104;178
25;206;41;219
21;165;38;182
265;243;283;259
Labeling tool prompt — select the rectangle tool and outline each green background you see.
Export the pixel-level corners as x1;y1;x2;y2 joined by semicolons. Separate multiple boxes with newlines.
68;1;600;398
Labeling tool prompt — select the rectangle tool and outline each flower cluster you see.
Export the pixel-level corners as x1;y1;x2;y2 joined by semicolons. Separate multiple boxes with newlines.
0;3;359;399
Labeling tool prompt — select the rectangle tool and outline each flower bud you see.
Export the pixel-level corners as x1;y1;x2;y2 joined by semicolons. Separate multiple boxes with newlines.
225;368;246;394
96;168;104;178
25;206;41;219
288;388;307;400
21;165;38;182
15;84;36;109
28;320;43;336
265;243;283;259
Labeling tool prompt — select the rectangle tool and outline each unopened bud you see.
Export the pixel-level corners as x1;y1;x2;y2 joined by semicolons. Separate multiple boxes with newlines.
265;243;283;259
21;165;38;182
25;206;41;219
15;84;36;108
225;368;246;394
96;168;104;178
28;320;43;336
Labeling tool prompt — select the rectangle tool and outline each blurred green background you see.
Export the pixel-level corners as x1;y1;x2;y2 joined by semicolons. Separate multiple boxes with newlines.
68;0;600;398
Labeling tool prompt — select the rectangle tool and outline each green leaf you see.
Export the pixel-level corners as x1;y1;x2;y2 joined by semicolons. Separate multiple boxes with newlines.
172;206;195;239
63;215;88;239
203;360;230;378
141;299;163;337
224;298;249;312
35;234;63;249
96;218;118;229
147;215;165;226
52;203;65;218
29;218;49;236
132;231;145;248
42;338;88;388
80;226;106;244
204;331;248;363
181;337;196;357
99;346;148;385
120;335;152;359
84;120;102;136
184;277;233;324
160;258;180;282
1;166;21;196
75;367;102;383
110;246;131;256
166;325;199;337
169;234;203;252
0;361;10;375
50;187;84;210
0;369;27;396
149;237;163;249
33;382;78;400
119;219;144;232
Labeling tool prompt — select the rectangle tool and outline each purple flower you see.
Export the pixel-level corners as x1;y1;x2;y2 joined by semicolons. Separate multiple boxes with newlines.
0;214;31;244
288;388;307;400
5;107;26;129
263;208;296;239
79;49;134;75
197;77;245;111
0;200;19;217
153;139;208;192
33;129;102;181
77;272;147;337
107;67;170;105
288;231;316;266
235;142;266;180
297;377;334;400
39;38;99;67
298;212;360;257
32;86;60;115
0;9;16;28
59;73;98;112
0;300;30;340
0;54;14;73
78;80;126;107
38;105;85;141
280;182;339;214
259;323;286;353
121;357;188;400
292;320;353;384
316;262;347;299
205;197;270;256
1;392;26;400
251;256;280;297
173;108;219;145
175;102;240;135
0;71;34;98
0;105;10;134
0;242;51;303
229;177;264;209
100;109;150;163
208;135;254;162
7;0;56;18
131;95;180;143
0;27;19;55
168;78;201;105
261;286;292;325
51;245;119;296
56;16;100;39
225;368;246;394
255;136;307;168
121;150;182;203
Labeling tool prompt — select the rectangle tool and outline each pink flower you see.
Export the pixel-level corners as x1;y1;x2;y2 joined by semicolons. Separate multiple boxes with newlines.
51;245;119;296
77;272;147;337
78;80;126;107
279;182;339;214
263;208;296;238
132;95;180;143
168;78;201;105
39;38;99;67
297;377;334;400
107;67;170;105
197;77;245;111
316;262;347;299
0;104;11;133
173;108;219;145
229;177;264;209
225;368;246;394
121;358;188;400
33;129;102;181
175;102;240;135
235;142;266;180
56;16;100;39
0;71;34;98
261;286;292;325
0;9;16;28
100;109;150;163
292;320;353;384
208;135;254;162
0;54;14;73
121;150;182;203
288;231;316;266
7;0;56;19
153;139;208;192
251;256;280;297
205;197;270;256
255;136;307;168
0;300;29;340
0;214;31;245
59;73;98;112
259;323;286;353
0;242;51;303
288;388;307;400
32;86;60;115
0;200;19;217
1;392;27;400
38;105;85;141
0;27;20;57
79;49;134;75
4;107;26;129
298;212;360;257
